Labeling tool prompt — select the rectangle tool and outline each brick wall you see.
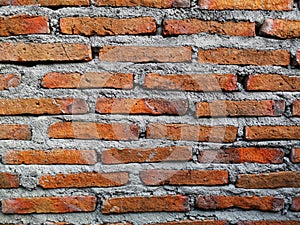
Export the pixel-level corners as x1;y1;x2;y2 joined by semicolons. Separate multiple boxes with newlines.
0;0;300;224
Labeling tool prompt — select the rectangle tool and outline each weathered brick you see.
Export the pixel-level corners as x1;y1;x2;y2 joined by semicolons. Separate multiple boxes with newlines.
236;171;300;188
146;124;237;143
99;46;192;62
5;149;97;165
199;0;293;11
60;17;156;36
246;74;300;91
94;0;190;8
2;196;97;214
291;196;300;211
144;73;237;92
238;221;300;225
0;98;88;115
140;170;228;186
260;19;300;39
0;172;19;188
96;98;188;115
196;100;285;117
0;0;9;5
291;148;300;163
102;146;192;164
196;196;284;211
198;148;284;164
293;101;300;116
12;0;90;6
102;195;189;214
0;124;31;140
0;43;92;62
0;15;49;36
163;19;255;36
0;74;21;90
296;51;300;65
145;221;227;225
48;122;139;140
39;172;128;188
198;48;290;66
245;126;300;140
42;72;133;89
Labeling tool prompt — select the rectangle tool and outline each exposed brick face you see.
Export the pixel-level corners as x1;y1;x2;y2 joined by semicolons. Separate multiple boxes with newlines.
291;196;300;211
238;221;300;225
291;148;300;163
296;51;300;65
245;126;300;140
0;173;19;188
0;124;31;140
0;74;21;90
12;0;90;6
145;221;227;225
260;19;300;39
292;101;300;116
94;0;190;8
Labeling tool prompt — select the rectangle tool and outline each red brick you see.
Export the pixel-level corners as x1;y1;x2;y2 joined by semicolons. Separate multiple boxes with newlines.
102;195;189;214
0;15;49;36
48;122;139;140
238;221;300;225
260;19;300;39
61;17;156;36
236;171;300;188
199;0;293;11
39;172;128;188
0;43;92;62
196;196;284;211
140;170;228;186
12;0;90;6
2;196;97;214
246;74;300;91
198;148;284;164
196;100;285;117
0;74;21;91
0;124;31;140
146;123;237;143
0;172;19;188
291;148;300;163
144;73;237;92
99;46;192;62
0;98;88;115
0;0;9;5
5;149;97;165
163;19;255;36
96;98;188;115
198;48;290;66
42;72;133;89
102;146;192;164
245;126;300;140
293;100;300;116
296;51;300;65
145;221;227;225
291;196;300;211
94;0;190;8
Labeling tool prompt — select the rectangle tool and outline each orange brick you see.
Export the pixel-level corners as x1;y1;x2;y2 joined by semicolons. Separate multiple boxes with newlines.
198;148;284;164
145;221;227;225
199;0;293;11
2;196;97;214
140;170;228;185
0;0;9;5
0;74;21;91
198;48;290;66
291;148;300;163
102;146;192;164
163;19;255;36
245;126;300;140
196;100;285;117
292;100;300;116
5;149;97;165
144;73;237;92
0;124;31;140
0;172;19;188
260;19;300;39
238;221;300;225
236;171;300;188
60;17;156;36
196;196;284;211
96;98;188;115
146;123;237;143
39;172;128;188
99;46;192;62
48;122;139;140
296;51;300;65
102;195;189;214
291;196;300;211
0;43;92;62
94;0;190;8
42;72;133;89
12;0;90;6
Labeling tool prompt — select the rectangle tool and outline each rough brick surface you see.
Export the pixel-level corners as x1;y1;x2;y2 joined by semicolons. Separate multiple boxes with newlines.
291;148;300;163
146;123;238;142
260;19;300;39
245;126;300;140
198;148;284;164
198;48;290;66
0;0;9;5
0;124;31;140
102;195;189;214
292;100;300;116
2;196;97;214
0;173;19;188
144;73;237;92
94;0;190;8
99;46;192;62
238;221;300;225
163;19;255;36
60;17;156;36
12;0;90;6
140;170;228;186
0;74;21;90
196;196;284;211
236;171;300;188
291;196;300;211
5;149;97;165
145;221;227;225
296;51;300;65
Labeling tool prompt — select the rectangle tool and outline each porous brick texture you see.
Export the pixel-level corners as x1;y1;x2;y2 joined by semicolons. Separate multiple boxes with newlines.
1;0;300;224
